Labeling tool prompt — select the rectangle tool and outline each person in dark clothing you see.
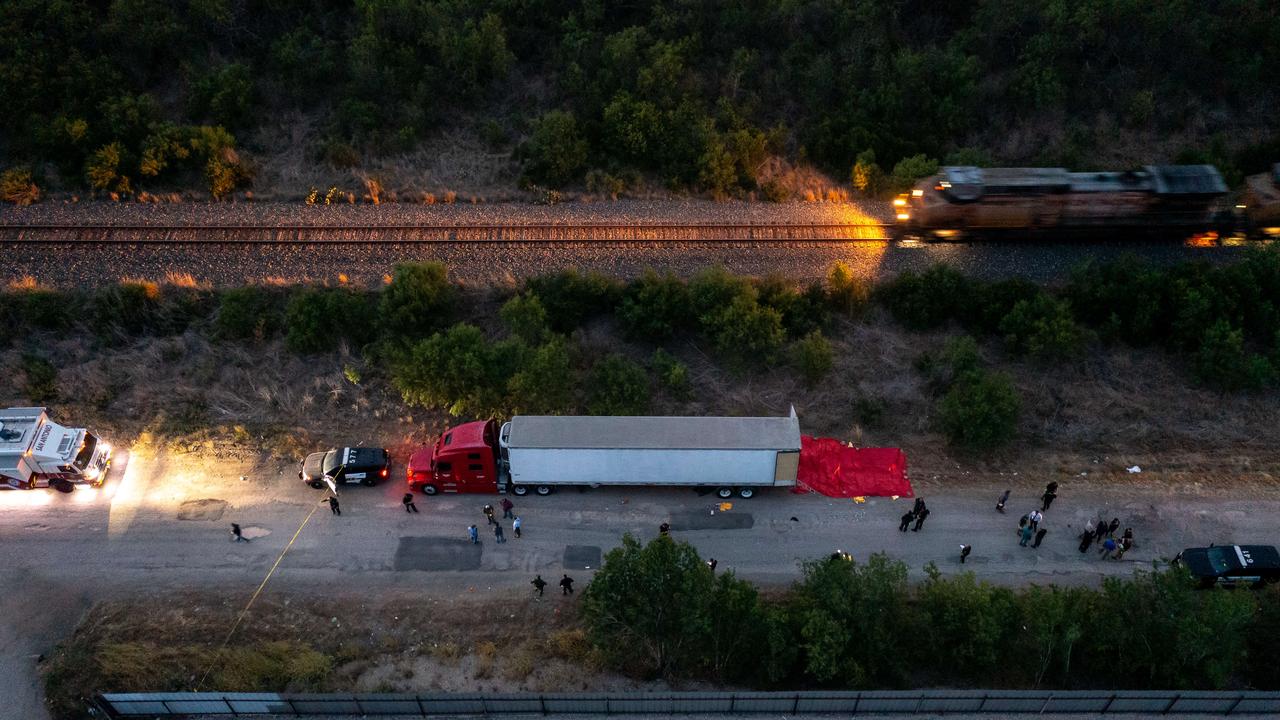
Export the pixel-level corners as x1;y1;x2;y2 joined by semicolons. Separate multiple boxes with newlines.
1107;518;1120;538
483;504;496;525
1078;528;1095;553
659;522;671;536
501;498;514;519
468;524;479;544
960;544;972;563
402;493;419;513
560;574;574;595
899;510;916;532
231;523;248;542
1040;489;1057;512
1033;528;1048;548
494;524;506;543
327;496;340;515
913;497;926;515
1018;514;1028;533
1045;481;1059;494
996;490;1010;513
531;575;547;598
911;507;930;531
707;558;718;572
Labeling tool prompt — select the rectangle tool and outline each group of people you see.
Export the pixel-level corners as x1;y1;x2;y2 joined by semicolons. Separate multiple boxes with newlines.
898;497;930;532
1014;482;1059;549
469;498;522;544
530;573;574;598
1081;517;1134;559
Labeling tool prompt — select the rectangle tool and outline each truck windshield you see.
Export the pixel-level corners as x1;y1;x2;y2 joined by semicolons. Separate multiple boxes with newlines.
321;449;342;475
1205;546;1240;574
73;433;99;469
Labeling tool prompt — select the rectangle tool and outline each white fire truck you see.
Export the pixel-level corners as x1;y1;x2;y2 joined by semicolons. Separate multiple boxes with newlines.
0;407;112;491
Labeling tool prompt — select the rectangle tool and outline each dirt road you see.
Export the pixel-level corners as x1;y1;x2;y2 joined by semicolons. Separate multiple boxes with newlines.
3;449;1279;719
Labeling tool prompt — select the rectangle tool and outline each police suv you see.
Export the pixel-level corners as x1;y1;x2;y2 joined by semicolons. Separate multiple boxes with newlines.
300;447;390;489
1176;544;1280;589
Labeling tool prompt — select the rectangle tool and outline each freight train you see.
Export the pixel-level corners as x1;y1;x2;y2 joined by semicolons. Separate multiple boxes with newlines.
893;163;1280;241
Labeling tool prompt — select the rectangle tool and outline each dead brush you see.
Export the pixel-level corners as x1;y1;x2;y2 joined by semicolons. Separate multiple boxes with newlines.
473;640;497;678
500;646;538;682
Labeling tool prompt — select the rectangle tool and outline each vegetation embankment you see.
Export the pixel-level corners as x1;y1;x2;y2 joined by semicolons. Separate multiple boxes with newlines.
3;2;1280;202
6;249;1280;461
41;537;1280;720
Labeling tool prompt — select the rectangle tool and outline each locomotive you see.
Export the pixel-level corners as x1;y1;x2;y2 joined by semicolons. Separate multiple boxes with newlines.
893;164;1244;241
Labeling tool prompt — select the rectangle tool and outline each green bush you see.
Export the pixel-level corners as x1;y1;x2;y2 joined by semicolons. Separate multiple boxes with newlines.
999;293;1088;360
519;110;588;187
688;266;754;320
8;289;79;330
938;369;1020;450
508;337;575;414
826;262;870;317
792;331;834;386
917;566;1017;678
91;281;160;339
285;288;377;354
651;348;691;399
1193;320;1274;391
499;292;550;344
215;286;280;341
702;295;786;364
525;270;622;332
393;323;521;416
889;154;939;192
21;354;59;402
587;354;650;415
961;278;1040;335
379;262;455;341
618;270;691;341
758;276;829;338
850;149;884;195
880;264;970;330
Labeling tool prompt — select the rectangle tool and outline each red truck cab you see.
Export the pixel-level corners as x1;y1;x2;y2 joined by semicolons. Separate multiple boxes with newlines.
407;419;499;495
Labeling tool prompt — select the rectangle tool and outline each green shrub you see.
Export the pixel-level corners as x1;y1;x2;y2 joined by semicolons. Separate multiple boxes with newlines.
393;324;521;416
587;354;650;415
215;286;280;341
519;110;587;187
703;295;786;364
499;292;550;344
961;278;1040;335
1193;320;1274;391
651;348;691;399
889;154;939;192
792;331;834;385
826;262;870;317
938;369;1020;450
285;288;376;354
999;293;1088;360
850;149;884;195
758;276;829;338
688;266;754;320
380;262;455;341
21;354;59;402
508;337;575;414
91;281;160;339
618;270;691;341
525;270;622;331
917;567;1018;678
1065;256;1168;344
6;289;79;331
880;264;970;330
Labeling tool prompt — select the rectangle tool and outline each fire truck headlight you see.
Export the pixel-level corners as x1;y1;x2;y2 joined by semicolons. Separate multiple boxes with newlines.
84;467;100;480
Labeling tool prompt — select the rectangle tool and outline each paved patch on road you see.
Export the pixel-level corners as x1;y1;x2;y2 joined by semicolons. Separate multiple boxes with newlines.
563;545;601;569
394;537;482;571
671;511;754;530
177;498;227;521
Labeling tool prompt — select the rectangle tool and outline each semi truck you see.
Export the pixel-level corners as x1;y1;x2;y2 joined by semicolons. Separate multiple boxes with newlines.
0;407;113;491
407;411;804;499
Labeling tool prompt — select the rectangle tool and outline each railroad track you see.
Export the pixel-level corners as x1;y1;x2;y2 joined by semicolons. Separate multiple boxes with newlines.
0;222;893;243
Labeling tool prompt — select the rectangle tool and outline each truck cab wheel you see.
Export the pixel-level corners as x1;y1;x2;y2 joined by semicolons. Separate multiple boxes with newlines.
308;480;325;490
511;485;528;496
535;485;553;496
51;479;75;494
737;487;755;499
420;484;438;496
716;487;733;499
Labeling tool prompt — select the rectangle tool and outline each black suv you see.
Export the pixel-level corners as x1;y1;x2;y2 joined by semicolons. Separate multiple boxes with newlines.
300;447;390;489
1176;544;1280;589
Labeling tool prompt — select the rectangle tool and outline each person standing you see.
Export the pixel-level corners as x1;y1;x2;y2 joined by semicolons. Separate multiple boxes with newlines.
231;523;248;542
1107;518;1121;538
1028;510;1043;531
1041;487;1057;512
468;524;479;544
659;522;671;536
1033;528;1048;548
960;544;972;563
483;504;496;526
911;507;930;532
512;516;522;538
531;575;547;598
402;493;419;513
1020;524;1034;547
501;497;514;519
494;523;506;544
913;497;926;515
899;510;916;532
1100;537;1118;559
560;574;574;595
327;496;341;516
1078;527;1094;553
707;558;718;572
996;490;1010;513
1018;514;1028;534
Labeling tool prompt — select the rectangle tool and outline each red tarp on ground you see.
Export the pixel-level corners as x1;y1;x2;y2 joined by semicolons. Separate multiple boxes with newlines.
794;435;913;498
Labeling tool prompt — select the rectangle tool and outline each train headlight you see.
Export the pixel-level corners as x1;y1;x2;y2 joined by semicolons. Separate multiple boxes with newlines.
893;197;907;207
896;212;910;221
911;189;924;197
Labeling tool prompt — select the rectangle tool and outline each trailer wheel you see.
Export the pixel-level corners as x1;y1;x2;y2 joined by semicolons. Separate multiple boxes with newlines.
309;480;325;490
737;487;755;499
716;487;733;499
420;484;438;496
511;485;528;496
535;485;553;496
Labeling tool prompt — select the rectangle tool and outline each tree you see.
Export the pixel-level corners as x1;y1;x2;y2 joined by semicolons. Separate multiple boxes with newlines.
917;567;1018;680
508;337;575;414
285;288;376;354
880;264;970;330
999;293;1088;360
851;149;883;195
587;354;649;415
1193;320;1273;391
938;369;1020;450
703;295;786;364
215;286;279;341
889;154;939;192
394;324;517;416
826;262;870;316
618;270;691;341
792;331;834;386
85;142;130;194
520;110;587;187
499;292;550;344
380;262;455;341
650;348;691;399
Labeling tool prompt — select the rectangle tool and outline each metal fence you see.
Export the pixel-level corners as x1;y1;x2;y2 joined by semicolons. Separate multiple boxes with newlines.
98;690;1280;717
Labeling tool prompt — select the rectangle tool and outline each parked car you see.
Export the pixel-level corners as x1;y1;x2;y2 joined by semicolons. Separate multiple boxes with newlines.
1175;544;1280;588
299;447;389;489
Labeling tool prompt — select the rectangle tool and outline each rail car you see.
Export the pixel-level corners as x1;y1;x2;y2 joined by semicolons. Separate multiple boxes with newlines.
1241;164;1280;238
894;164;1237;241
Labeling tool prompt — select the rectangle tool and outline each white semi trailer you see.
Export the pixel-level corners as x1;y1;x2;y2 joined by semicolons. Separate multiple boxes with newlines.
407;409;802;498
0;407;112;491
